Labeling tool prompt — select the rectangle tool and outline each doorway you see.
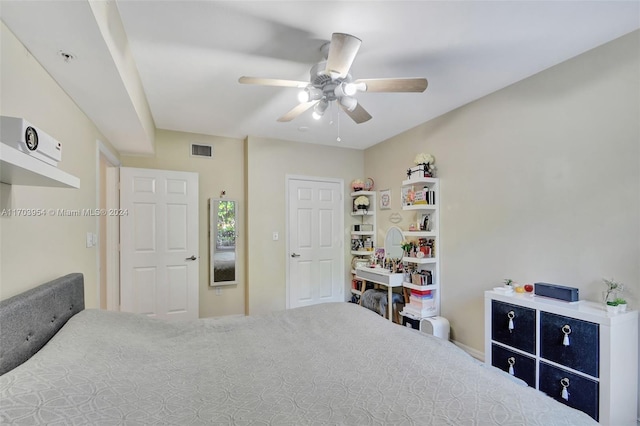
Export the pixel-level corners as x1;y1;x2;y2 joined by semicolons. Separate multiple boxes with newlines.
97;141;120;310
119;167;200;320
286;176;344;309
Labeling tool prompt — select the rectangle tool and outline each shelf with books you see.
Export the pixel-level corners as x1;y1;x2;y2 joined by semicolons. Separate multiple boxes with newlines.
402;281;438;292
401;177;440;318
403;284;437;318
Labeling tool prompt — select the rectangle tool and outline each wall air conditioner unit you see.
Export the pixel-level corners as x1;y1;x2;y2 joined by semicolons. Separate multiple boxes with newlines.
0;116;62;167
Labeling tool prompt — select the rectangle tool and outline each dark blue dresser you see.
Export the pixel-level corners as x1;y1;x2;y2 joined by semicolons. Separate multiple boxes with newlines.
484;291;638;425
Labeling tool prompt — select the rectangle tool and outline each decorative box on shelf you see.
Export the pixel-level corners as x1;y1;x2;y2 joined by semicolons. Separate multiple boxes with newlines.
406;164;432;181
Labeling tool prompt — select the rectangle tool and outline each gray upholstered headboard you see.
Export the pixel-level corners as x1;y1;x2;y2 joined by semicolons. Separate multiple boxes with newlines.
0;273;84;375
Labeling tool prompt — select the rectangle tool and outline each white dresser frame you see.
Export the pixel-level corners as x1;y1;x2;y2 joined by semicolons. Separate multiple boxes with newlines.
484;291;638;425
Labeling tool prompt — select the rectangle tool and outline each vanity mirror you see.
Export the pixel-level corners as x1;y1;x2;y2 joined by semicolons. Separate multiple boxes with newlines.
384;226;404;260
210;198;237;286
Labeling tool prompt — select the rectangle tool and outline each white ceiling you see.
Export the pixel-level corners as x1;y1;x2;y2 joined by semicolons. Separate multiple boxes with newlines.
1;1;638;153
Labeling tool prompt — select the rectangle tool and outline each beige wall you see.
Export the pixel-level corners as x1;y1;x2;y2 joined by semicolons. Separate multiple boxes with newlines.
366;31;640;353
121;129;245;318
0;22;120;305
245;136;364;315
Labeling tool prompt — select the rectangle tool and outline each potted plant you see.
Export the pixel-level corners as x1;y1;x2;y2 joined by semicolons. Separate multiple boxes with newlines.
504;278;515;288
614;297;627;312
602;278;624;307
606;299;619;314
400;240;413;257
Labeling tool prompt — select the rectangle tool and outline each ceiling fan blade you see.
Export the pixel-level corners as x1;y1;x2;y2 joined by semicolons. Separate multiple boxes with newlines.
325;33;362;79
354;78;428;93
277;100;319;122
239;76;308;88
340;102;372;124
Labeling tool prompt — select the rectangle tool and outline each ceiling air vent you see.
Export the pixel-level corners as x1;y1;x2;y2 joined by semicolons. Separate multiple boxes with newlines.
191;143;213;158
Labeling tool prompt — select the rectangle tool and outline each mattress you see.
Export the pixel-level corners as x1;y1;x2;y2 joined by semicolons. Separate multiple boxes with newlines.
0;302;596;425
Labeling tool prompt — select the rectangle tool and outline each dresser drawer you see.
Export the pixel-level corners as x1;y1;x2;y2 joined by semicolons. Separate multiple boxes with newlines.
491;300;536;354
491;344;536;388
540;312;599;377
539;362;599;421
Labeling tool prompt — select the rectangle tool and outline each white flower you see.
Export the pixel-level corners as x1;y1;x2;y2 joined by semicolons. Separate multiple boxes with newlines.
354;195;370;206
414;153;435;165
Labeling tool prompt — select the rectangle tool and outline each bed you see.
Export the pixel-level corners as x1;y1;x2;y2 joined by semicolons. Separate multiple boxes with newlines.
0;274;597;425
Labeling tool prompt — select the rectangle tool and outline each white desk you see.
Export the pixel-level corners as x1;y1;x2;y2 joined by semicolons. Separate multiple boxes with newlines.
355;266;404;321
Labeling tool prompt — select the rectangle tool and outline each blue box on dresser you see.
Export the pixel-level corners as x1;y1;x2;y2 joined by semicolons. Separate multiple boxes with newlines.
484;290;638;425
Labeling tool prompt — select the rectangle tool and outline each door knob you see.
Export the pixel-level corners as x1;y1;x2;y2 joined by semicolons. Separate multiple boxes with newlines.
290;253;301;258
186;255;197;261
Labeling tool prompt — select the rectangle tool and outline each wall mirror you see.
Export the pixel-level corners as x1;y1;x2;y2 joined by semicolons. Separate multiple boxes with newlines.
384;226;404;259
210;198;237;286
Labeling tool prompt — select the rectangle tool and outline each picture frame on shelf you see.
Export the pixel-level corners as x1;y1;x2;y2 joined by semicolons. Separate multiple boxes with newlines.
379;189;391;210
420;213;431;231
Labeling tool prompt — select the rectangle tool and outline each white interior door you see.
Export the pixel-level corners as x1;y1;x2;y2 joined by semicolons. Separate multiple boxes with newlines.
120;167;199;320
287;177;344;309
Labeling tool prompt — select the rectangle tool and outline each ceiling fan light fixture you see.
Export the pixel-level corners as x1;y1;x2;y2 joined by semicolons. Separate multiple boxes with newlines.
342;82;357;96
335;81;366;98
312;99;329;120
239;32;427;125
339;96;357;112
351;81;367;93
298;86;323;103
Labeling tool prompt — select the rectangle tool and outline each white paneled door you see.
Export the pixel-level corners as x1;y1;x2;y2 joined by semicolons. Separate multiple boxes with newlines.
287;177;344;309
120;167;199;320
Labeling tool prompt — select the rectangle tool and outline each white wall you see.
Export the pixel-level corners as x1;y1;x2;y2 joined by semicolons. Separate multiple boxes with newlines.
0;22;119;305
366;29;639;358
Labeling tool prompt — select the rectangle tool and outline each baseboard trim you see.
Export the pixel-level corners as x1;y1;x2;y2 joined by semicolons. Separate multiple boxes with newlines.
452;340;484;362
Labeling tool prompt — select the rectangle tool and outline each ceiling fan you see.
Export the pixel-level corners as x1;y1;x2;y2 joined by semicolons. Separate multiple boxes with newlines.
239;33;428;124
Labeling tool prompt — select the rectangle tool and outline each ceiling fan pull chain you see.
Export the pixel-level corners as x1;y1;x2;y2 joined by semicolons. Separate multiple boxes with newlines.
336;104;342;142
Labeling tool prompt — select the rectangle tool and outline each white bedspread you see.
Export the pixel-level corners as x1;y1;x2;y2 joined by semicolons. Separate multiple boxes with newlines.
0;302;596;425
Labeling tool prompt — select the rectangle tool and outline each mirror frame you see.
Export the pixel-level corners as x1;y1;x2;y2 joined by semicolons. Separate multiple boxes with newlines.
384;226;405;260
210;198;238;286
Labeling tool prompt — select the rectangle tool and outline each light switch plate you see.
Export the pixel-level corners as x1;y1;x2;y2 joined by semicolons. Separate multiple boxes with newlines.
86;232;97;248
